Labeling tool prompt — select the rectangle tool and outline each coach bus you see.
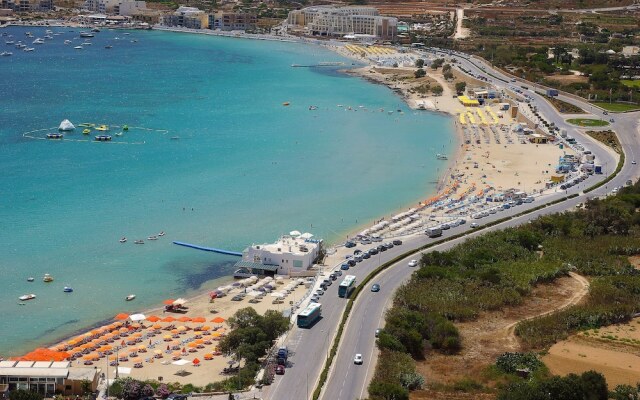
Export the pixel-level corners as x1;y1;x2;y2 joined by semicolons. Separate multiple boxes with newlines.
338;275;356;298
297;303;322;328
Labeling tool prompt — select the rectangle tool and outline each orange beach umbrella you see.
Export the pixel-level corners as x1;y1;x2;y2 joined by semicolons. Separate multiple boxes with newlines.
163;299;175;305
211;317;225;324
192;317;206;323
115;313;129;321
147;316;161;322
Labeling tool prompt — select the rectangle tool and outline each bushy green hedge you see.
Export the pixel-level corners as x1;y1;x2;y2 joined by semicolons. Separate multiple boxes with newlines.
495;352;544;374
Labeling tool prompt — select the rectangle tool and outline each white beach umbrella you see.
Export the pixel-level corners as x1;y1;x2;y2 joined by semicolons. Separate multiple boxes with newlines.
173;298;187;306
129;313;146;321
289;230;302;236
270;292;284;298
300;232;314;239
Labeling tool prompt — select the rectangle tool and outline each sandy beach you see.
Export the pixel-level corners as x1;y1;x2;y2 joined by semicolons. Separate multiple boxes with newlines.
8;31;579;392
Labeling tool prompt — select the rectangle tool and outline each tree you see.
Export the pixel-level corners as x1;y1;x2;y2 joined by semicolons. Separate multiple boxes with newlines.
431;85;443;96
415;58;425;68
121;378;141;400
414;68;426;78
141;384;155;398
443;71;454;80
156;384;170;399
81;379;92;396
9;390;43;400
455;81;467;94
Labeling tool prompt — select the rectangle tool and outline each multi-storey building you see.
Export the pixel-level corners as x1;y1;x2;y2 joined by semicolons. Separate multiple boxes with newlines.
163;6;209;29
209;11;256;31
287;6;396;40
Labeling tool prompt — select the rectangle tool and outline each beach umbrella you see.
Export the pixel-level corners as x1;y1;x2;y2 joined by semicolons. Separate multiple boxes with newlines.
163;335;172;341
163;299;175;305
188;343;197;348
129;313;146;322
114;313;129;321
138;345;146;351
270;292;284;298
201;326;211;331
154;350;162;355
289;230;301;236
203;353;213;360
153;324;162;330
161;316;175;323
211;317;225;324
177;316;191;323
147;315;161;323
300;232;313;239
177;326;187;332
192;358;200;365
181;347;187;353
172;298;186;306
192;317;206;323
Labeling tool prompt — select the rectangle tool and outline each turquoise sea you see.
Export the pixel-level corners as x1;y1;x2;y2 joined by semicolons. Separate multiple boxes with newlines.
0;27;454;356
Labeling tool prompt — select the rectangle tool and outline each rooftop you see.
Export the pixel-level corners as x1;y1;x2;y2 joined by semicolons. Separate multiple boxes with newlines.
251;235;319;256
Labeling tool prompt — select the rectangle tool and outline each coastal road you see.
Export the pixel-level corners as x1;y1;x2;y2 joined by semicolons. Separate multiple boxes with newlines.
317;51;640;399
264;49;639;400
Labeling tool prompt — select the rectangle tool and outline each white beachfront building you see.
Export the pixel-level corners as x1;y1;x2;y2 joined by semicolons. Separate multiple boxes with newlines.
84;0;147;16
233;233;323;277
287;6;397;41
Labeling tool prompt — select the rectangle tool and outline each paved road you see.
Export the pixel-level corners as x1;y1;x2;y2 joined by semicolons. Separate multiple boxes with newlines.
264;48;640;400
318;51;640;400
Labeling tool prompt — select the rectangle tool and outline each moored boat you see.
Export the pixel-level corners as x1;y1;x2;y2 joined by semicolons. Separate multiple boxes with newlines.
95;125;109;131
63;286;73;293
147;235;158;240
125;294;136;301
19;294;36;301
43;273;54;282
134;239;144;244
119;237;127;243
27;277;34;282
83;129;91;134
79;32;94;38
46;133;63;139
94;135;112;141
158;231;165;236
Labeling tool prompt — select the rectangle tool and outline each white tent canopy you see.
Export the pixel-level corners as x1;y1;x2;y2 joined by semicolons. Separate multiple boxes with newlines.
289;230;301;236
300;232;314;239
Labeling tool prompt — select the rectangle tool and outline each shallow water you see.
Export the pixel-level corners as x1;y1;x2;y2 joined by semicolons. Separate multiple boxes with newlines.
0;27;454;355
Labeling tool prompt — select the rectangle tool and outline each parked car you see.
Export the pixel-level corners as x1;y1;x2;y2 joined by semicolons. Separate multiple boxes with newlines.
347;259;356;267
369;248;379;255
275;365;285;375
362;252;370;259
329;273;337;281
345;241;356;248
316;289;324;296
408;259;418;267
354;354;363;365
167;395;187;400
371;283;381;292
392;239;402;245
341;263;349;271
375;328;381;337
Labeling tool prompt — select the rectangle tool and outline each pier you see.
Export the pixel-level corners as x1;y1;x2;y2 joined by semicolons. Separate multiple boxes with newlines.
172;241;242;257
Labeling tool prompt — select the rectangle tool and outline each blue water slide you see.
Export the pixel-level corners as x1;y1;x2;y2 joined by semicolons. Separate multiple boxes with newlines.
172;241;242;257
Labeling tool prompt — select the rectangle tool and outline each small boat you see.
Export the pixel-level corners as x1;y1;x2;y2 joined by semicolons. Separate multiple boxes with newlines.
44;35;53;40
19;294;36;301
158;231;165;236
32;38;44;44
1;51;12;56
46;133;63;139
94;135;112;141
282;102;290;106
5;40;14;45
170;136;180;140
74;46;83;50
122;125;128;131
83;129;91;134
82;41;92;46
126;294;136;301
91;28;100;33
134;240;144;244
147;235;158;240
114;132;123;137
15;43;26;49
123;33;130;35
64;40;71;44
79;32;94;38
23;47;35;52
27;277;35;282
95;125;109;131
43;274;54;282
63;287;73;293
105;45;112;49
119;237;127;243
436;153;448;160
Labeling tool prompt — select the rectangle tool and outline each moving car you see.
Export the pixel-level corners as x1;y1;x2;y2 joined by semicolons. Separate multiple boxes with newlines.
392;239;402;245
375;328;381;337
408;259;418;267
371;283;381;292
470;223;479;228
354;354;363;365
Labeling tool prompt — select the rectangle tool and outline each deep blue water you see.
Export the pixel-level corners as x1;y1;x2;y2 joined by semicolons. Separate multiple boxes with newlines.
0;27;454;355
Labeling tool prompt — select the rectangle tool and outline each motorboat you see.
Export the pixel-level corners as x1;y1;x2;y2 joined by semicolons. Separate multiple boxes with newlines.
158;231;166;237
44;35;53;40
436;154;448;160
32;38;45;44
125;294;136;301
82;41;92;46
64;40;71;45
15;43;26;49
23;48;35;52
147;235;158;240
95;125;109;131
114;132;123;137
5;40;14;45
170;136;180;140
27;277;35;282
122;125;129;131
19;294;36;301
74;46;83;50
134;239;144;244
79;32;94;38
105;45;112;49
43;274;54;282
94;135;112;141
83;129;91;134
1;51;12;56
119;237;127;243
91;28;100;33
46;133;63;139
63;287;73;293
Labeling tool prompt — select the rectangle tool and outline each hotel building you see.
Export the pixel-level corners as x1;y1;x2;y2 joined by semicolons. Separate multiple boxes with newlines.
287;6;397;40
